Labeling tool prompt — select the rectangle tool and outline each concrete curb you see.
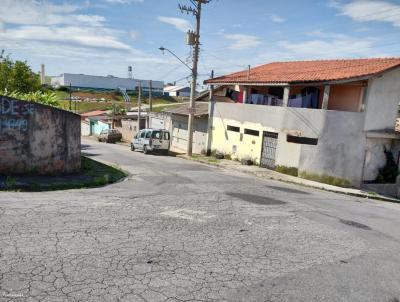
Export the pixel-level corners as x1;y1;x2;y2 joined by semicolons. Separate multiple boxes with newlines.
177;155;400;203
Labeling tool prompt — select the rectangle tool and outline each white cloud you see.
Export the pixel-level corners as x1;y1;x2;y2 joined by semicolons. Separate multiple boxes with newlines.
270;14;286;23
158;16;192;32
0;26;131;50
224;34;263;50
0;0;101;26
333;0;400;27
278;36;378;58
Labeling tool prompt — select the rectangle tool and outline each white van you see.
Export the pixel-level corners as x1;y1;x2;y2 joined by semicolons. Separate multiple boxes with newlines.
131;129;170;155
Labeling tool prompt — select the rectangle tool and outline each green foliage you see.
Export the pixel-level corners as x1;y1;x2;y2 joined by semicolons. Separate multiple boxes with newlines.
299;171;351;187
275;165;299;177
224;153;232;160
4;90;60;107
0;53;40;93
375;148;399;183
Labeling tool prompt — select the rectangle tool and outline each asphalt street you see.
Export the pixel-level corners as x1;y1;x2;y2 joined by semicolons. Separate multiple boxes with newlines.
1;137;400;302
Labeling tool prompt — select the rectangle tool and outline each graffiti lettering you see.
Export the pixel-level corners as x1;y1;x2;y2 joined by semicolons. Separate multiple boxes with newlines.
0;119;28;132
0;99;34;116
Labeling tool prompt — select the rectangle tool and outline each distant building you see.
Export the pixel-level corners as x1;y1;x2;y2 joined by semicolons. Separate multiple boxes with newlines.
51;73;164;93
163;85;197;97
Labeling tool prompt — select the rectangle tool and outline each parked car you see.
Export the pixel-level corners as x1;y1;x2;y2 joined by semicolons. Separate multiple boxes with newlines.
131;129;170;154
98;129;122;143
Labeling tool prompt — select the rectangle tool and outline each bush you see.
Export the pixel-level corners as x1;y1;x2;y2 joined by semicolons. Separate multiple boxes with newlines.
375;148;399;183
4;90;60;107
275;165;299;177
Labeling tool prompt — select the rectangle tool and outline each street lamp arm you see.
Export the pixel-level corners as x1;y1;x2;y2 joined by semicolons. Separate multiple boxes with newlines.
159;47;192;72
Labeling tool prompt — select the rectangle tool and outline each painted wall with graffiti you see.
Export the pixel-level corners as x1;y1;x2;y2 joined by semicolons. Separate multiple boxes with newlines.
0;96;81;175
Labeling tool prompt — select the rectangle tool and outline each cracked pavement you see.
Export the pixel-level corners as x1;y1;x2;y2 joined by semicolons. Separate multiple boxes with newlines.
1;138;400;301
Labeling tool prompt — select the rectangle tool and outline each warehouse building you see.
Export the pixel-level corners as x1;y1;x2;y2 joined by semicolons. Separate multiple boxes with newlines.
51;73;164;93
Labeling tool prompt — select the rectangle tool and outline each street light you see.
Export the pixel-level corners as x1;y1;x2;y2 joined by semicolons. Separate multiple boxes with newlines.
159;47;192;72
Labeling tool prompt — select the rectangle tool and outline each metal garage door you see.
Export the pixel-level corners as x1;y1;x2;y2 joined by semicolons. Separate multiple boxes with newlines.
261;131;279;169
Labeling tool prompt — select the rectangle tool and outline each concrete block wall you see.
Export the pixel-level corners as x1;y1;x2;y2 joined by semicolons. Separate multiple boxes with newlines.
0;96;81;175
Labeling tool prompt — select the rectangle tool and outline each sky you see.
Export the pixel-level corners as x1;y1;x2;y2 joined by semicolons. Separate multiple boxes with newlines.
1;0;400;89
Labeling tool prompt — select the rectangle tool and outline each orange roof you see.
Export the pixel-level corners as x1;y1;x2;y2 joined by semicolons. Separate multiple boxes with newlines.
205;58;400;85
80;110;107;117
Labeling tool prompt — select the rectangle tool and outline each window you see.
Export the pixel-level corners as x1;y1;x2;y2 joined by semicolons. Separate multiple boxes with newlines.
145;131;152;138
164;132;170;140
152;131;162;139
244;129;259;136
227;125;240;132
140;131;146;138
287;135;318;145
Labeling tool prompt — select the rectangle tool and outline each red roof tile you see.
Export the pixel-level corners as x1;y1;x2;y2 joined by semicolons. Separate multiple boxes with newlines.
205;58;400;85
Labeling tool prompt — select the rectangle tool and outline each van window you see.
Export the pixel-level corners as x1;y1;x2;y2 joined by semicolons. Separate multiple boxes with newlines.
145;131;152;138
164;132;170;140
140;131;146;138
152;131;162;139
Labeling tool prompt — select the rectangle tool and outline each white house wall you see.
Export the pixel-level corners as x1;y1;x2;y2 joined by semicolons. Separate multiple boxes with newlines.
211;102;366;186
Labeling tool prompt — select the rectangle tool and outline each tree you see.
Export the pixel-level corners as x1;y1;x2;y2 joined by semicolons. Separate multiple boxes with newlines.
0;52;41;93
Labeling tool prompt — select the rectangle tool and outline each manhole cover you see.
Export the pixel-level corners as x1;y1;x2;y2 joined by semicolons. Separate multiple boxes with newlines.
339;219;372;230
266;185;310;195
226;192;286;206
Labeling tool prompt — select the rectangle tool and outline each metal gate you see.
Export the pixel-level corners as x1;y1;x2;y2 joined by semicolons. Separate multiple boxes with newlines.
261;131;279;169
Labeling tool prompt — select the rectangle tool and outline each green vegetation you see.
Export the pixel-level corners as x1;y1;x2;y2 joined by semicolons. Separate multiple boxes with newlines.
275;165;299;177
299;171;352;187
3;90;59;107
191;154;221;165
0;156;127;192
0;52;41;93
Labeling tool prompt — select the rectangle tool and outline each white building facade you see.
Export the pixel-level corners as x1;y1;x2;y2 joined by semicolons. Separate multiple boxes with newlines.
51;73;163;93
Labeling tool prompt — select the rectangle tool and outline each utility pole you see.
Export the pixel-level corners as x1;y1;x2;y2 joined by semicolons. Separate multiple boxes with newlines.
69;83;72;111
179;0;209;156
138;81;142;131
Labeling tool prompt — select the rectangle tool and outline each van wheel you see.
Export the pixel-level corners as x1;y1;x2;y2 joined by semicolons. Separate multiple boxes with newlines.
130;144;135;151
143;146;148;154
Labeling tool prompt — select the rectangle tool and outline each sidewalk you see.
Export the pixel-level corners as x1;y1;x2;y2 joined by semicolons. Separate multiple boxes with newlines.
178;155;400;203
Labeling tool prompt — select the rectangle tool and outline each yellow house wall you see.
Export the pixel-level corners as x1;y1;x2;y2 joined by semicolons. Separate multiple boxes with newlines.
211;118;264;163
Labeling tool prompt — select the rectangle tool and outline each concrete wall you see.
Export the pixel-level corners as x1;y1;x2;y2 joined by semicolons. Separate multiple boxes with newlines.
81;121;90;136
149;112;208;154
170;115;208;154
0;96;81;175
364;67;400;131
115;119;145;142
90;120;110;136
297;112;366;187
211;102;366;186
